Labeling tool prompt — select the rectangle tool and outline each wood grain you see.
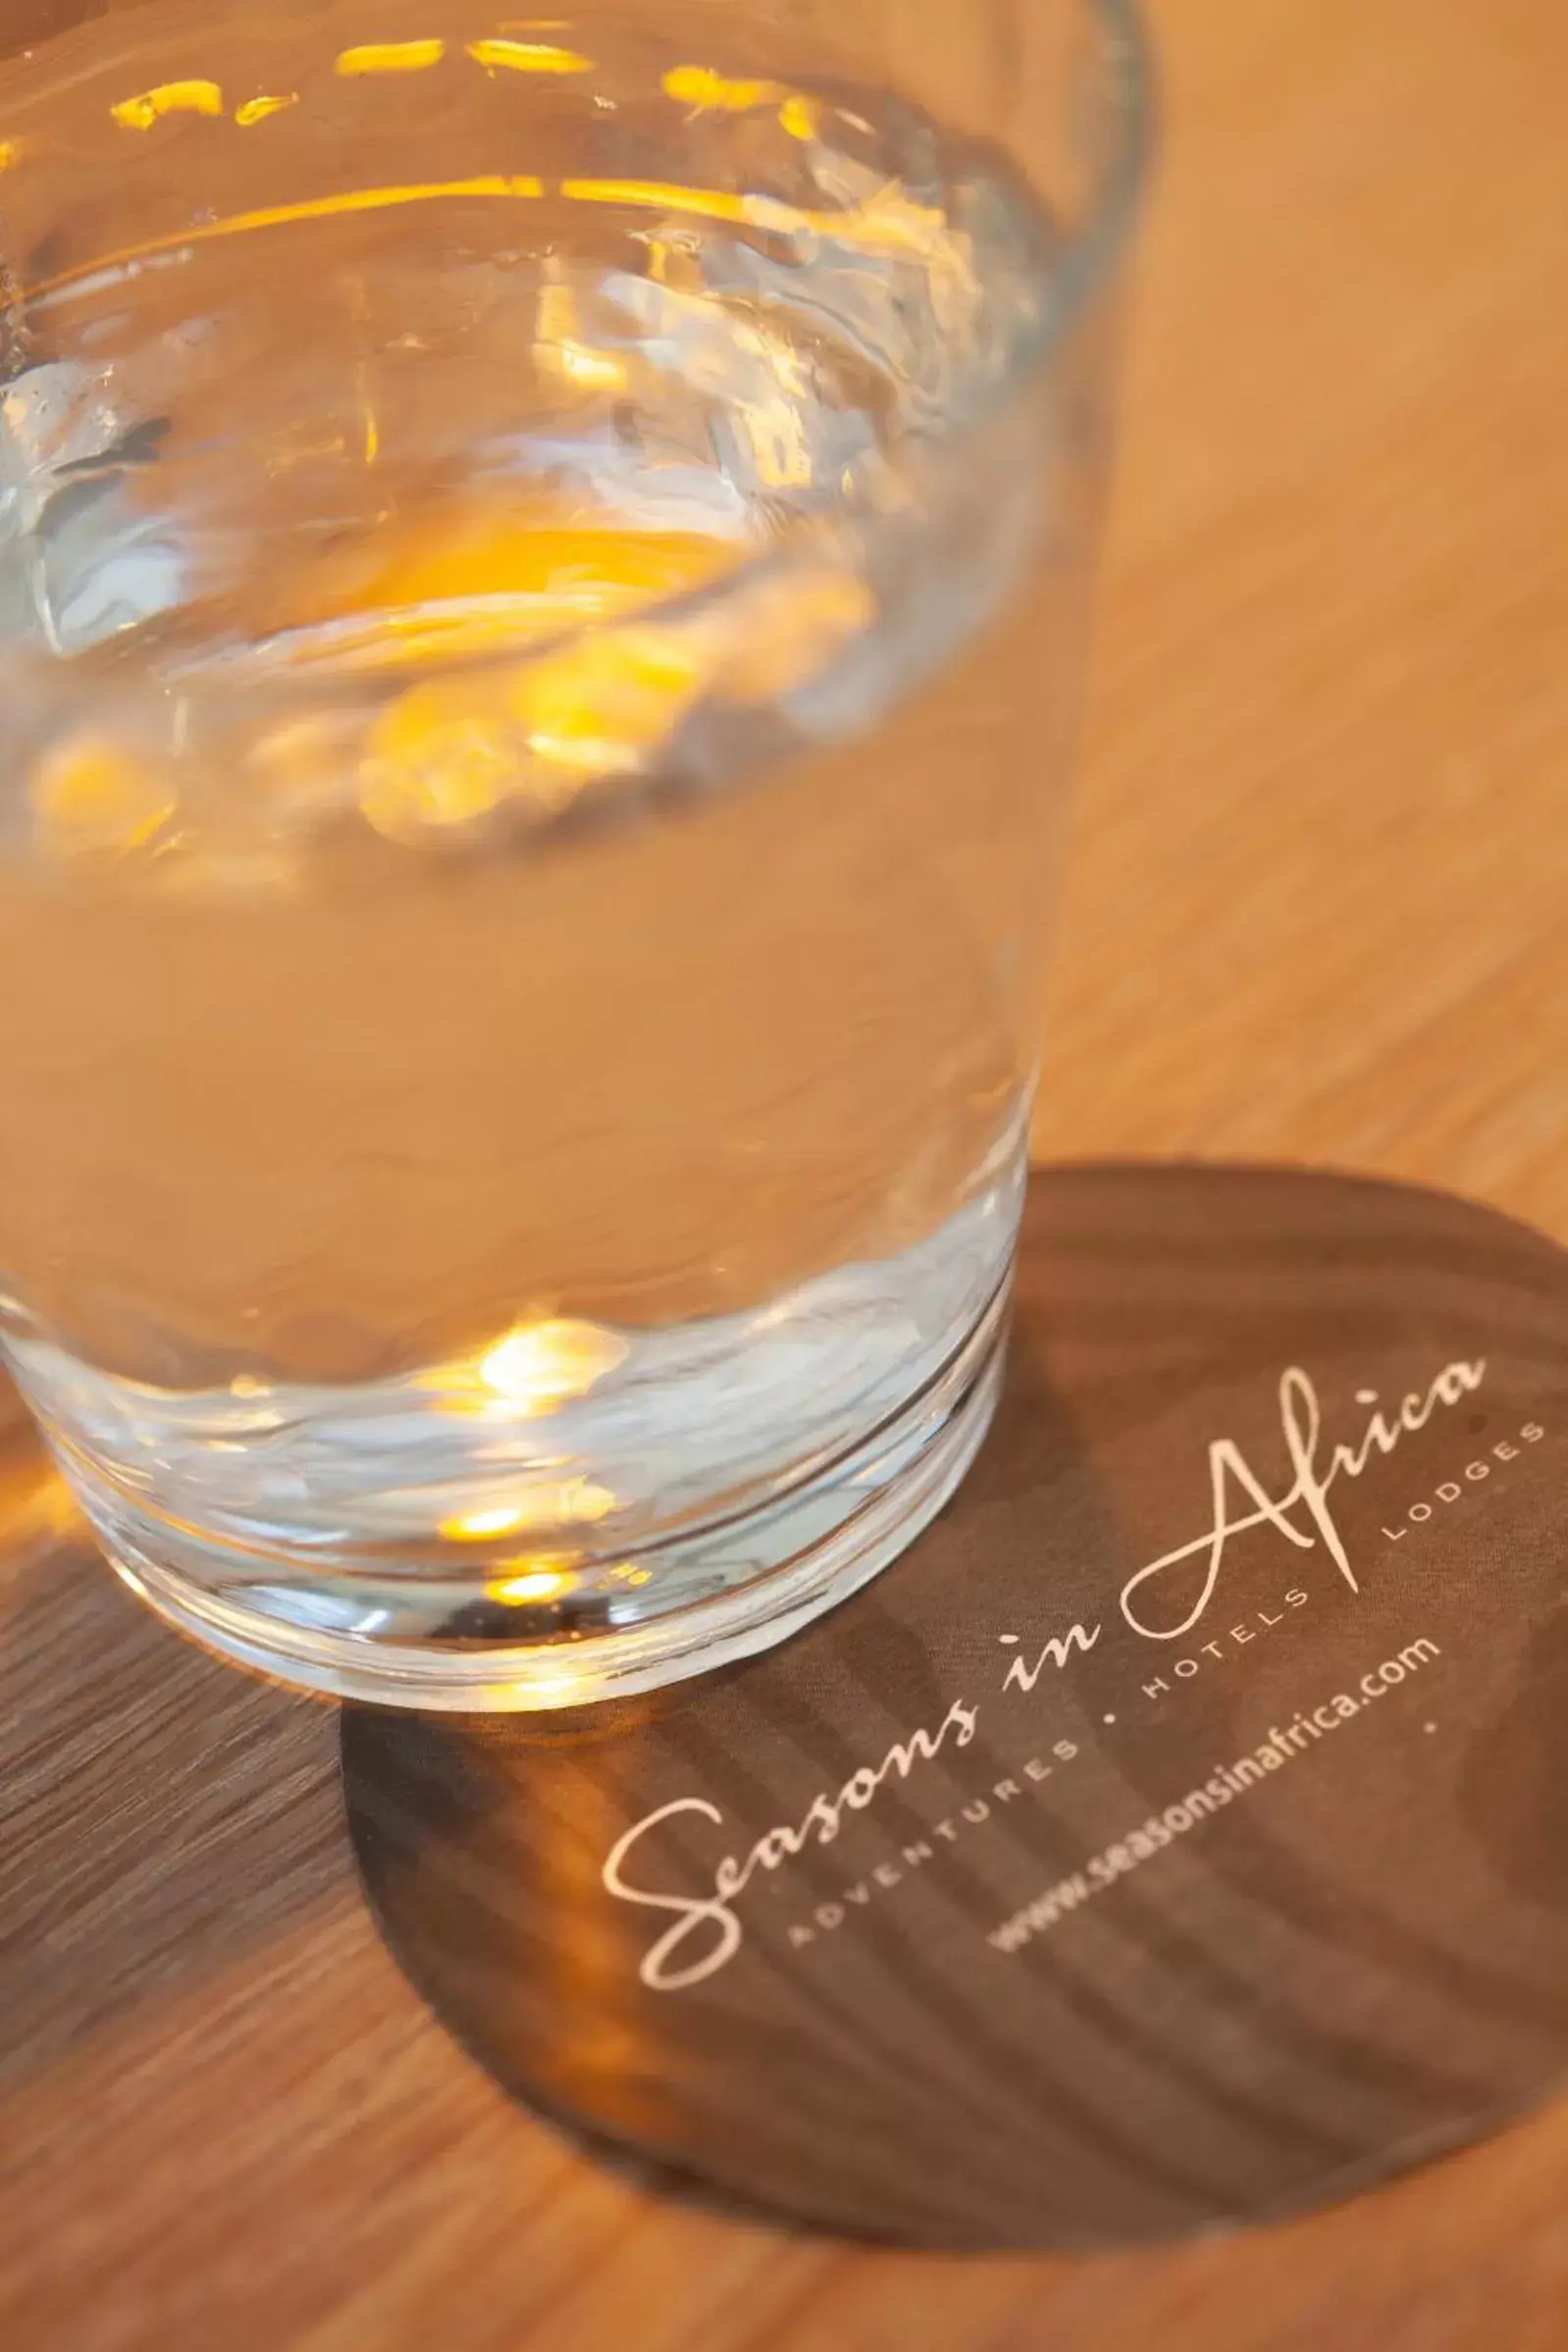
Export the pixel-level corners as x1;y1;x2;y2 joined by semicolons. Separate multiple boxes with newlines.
340;1169;1568;2252
4;0;1568;2345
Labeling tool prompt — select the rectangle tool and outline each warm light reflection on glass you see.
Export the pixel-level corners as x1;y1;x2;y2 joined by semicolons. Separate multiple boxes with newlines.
339;513;733;626
350;530;877;828
449;1504;538;1541
0;1441;80;1551
553;341;628;391
517;624;706;776
468;37;592;75
662;66;787;114
740;395;810;491
557;175;945;259
558;178;793;235
28;179;548;301
412;1317;633;1420
32;736;176;858
516;1667;591;1704
486;1564;578;1606
357;358;381;465
30;165;943;309
352;516;737;829
0;141;20;173
111;80;225;131
441;1479;616;1542
535;281;628;392
779;94;821;142
480;1320;630;1409
360;680;522;834
235;93;299;127
336;40;446;78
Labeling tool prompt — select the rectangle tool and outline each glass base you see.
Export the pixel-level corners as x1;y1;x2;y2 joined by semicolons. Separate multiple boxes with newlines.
81;1290;1009;1711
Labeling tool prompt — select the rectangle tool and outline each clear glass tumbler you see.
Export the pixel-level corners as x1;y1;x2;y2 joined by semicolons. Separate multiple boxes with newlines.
0;0;1149;1708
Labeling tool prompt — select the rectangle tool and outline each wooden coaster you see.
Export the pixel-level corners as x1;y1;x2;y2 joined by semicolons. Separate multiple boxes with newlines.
342;1166;1568;2249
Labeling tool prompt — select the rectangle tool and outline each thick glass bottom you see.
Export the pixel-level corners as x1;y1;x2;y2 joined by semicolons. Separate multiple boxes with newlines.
73;1287;1009;1710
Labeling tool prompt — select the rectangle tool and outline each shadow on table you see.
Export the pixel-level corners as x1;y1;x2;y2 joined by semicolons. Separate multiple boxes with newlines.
339;1163;1568;2253
0;1420;354;2101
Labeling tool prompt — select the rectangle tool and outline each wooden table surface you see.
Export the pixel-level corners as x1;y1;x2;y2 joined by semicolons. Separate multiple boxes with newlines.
5;0;1568;2345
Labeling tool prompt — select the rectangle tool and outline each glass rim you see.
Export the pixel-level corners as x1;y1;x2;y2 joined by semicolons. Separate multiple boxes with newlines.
1063;0;1156;339
0;0;1154;707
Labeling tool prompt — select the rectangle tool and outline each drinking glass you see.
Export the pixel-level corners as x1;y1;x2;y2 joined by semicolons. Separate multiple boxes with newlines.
0;0;1149;1708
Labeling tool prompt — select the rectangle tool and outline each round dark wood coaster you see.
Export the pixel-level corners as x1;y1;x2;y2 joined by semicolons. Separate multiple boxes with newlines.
341;1165;1568;2250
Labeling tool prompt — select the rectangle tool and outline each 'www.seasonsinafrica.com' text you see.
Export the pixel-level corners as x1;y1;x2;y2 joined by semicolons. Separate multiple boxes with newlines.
989;1638;1442;1954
